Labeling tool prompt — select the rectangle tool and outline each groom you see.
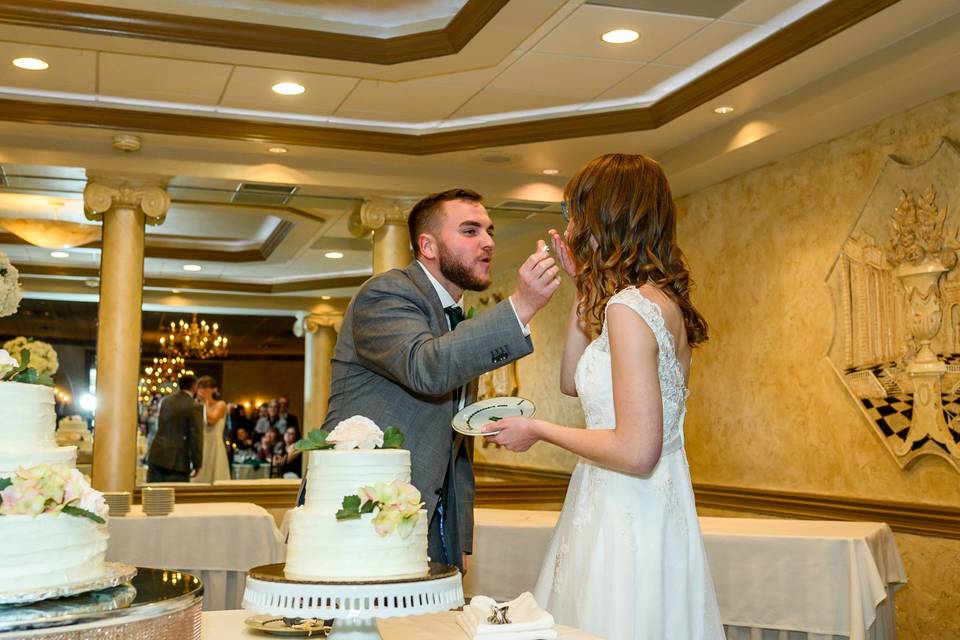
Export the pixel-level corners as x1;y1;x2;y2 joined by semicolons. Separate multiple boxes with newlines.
309;188;559;573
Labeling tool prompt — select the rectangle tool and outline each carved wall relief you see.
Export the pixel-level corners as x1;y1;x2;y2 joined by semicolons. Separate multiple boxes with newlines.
827;139;960;471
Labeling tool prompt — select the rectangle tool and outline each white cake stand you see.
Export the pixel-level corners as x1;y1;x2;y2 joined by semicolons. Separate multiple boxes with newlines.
243;563;464;640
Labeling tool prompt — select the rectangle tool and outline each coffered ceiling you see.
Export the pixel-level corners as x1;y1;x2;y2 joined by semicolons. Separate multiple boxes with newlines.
0;0;958;316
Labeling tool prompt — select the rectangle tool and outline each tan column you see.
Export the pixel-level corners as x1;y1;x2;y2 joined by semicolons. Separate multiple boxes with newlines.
84;179;170;492
297;314;340;434
360;197;416;274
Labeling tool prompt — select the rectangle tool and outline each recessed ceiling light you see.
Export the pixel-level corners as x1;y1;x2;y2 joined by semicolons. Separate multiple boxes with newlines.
171;289;181;294
272;82;305;96
321;295;332;300
50;251;69;258
13;57;49;71
324;252;344;259
713;105;735;115
541;169;560;175
268;146;288;154
183;264;202;272
601;29;639;44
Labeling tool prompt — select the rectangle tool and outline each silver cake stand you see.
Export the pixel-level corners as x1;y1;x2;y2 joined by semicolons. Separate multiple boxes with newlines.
243;562;464;640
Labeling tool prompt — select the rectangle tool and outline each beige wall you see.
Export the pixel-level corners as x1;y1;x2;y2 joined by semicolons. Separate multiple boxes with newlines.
221;359;304;426
678;91;960;638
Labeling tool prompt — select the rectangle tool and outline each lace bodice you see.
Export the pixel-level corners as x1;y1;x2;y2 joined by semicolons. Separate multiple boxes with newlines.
574;287;688;452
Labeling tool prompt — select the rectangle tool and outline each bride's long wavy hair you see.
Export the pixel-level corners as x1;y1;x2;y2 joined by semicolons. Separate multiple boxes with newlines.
565;153;708;346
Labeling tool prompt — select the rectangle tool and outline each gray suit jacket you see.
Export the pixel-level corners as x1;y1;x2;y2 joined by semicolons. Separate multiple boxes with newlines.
320;262;533;554
147;390;203;474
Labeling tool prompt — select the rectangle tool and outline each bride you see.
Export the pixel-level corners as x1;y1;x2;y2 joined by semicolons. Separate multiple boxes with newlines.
485;154;724;639
192;375;231;483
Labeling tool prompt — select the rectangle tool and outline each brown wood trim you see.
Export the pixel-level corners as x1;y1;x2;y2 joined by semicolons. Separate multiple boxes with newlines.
129;465;960;538
0;0;903;153
16;263;369;293
693;483;960;541
0;0;509;64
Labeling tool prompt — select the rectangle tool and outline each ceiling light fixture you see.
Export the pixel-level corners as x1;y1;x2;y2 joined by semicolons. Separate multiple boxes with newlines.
50;251;69;258
182;264;202;272
272;82;305;96
12;57;49;70
268;147;288;154
324;252;344;259
713;105;735;115
601;29;639;44
171;289;181;294
321;295;332;300
541;169;560;175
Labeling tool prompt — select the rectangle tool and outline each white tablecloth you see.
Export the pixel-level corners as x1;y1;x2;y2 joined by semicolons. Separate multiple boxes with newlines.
231;463;270;480
467;509;906;640
106;503;285;611
200;609;601;639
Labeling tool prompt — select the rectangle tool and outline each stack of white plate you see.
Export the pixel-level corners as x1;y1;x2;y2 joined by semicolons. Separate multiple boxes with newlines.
142;486;175;516
103;491;131;517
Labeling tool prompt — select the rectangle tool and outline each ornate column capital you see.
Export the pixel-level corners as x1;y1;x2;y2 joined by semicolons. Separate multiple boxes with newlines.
359;197;418;231
83;180;171;226
293;312;342;336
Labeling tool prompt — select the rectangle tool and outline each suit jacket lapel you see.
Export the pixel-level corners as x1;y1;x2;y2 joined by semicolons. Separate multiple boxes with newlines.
404;261;449;336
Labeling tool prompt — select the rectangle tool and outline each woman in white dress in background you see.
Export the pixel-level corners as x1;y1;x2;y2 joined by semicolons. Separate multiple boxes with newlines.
485;153;724;639
193;375;231;483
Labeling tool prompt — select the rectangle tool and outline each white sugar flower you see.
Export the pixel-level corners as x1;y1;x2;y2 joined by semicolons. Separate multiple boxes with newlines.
327;415;384;450
0;349;18;377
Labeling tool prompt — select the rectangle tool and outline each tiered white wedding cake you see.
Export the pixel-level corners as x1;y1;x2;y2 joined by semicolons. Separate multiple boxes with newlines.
56;415;93;455
284;417;429;581
0;351;109;593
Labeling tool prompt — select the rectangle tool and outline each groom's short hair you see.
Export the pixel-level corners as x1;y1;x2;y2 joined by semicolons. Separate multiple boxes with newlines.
408;188;483;257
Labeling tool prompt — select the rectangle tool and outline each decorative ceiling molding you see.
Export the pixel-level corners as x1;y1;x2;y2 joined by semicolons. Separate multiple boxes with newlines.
0;0;903;153
0;218;294;263
17;264;369;294
0;0;509;64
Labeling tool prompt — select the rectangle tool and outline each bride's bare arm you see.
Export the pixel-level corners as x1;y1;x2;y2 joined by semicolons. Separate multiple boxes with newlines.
486;304;664;475
205;399;227;425
559;297;592;396
551;228;591;397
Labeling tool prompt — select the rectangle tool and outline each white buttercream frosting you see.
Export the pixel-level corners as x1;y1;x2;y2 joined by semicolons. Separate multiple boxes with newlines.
285;449;429;580
0;513;109;591
0;381;109;594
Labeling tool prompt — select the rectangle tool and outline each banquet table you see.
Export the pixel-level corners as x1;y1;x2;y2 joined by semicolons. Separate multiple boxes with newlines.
106;502;285;611
200;609;602;639
466;509;906;640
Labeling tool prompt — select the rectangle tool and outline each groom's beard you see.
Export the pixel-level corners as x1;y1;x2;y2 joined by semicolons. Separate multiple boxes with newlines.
438;242;491;292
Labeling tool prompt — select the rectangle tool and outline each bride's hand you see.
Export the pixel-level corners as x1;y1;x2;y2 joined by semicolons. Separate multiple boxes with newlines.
482;417;541;452
549;229;576;278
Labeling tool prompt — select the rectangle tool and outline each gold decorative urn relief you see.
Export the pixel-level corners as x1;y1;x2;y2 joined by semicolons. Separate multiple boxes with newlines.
827;139;960;471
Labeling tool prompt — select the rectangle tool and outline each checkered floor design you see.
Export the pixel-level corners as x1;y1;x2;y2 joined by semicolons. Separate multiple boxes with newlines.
860;396;960;451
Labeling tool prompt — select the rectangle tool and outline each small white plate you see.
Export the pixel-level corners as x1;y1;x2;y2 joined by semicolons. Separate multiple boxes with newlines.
452;396;536;436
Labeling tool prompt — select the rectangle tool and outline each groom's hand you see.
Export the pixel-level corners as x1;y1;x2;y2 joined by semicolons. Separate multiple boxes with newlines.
510;241;561;325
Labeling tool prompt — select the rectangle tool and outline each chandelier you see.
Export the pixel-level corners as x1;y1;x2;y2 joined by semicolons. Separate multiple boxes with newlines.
159;313;228;360
138;356;194;404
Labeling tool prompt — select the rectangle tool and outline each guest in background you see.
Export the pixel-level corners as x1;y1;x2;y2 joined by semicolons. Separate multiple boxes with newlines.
272;426;302;478
254;399;286;437
146;374;202;482
193;376;231;483
256;426;282;462
277;395;299;433
231;425;255;451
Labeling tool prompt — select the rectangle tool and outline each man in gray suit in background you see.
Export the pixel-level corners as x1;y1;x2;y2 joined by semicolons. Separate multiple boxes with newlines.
314;188;560;573
146;374;203;482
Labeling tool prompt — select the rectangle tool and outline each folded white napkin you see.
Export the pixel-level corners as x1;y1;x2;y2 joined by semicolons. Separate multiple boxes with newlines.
456;592;557;640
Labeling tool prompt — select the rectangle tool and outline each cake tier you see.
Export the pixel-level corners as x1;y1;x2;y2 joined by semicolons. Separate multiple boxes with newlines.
0;512;109;591
303;449;411;513
0;446;77;480
284;507;429;580
0;381;57;452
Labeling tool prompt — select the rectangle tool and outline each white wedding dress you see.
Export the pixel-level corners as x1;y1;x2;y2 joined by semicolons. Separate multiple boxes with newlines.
533;287;724;640
193;404;231;483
